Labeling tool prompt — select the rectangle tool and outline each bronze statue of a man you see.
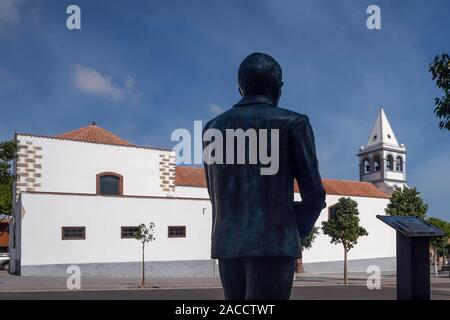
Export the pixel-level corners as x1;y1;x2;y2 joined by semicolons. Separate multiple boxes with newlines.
203;52;326;300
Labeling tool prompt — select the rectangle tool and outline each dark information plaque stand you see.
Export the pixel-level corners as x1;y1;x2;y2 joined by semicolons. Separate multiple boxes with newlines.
377;215;445;300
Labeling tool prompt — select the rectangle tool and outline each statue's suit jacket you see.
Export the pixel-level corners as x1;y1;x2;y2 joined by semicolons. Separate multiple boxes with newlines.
203;96;326;258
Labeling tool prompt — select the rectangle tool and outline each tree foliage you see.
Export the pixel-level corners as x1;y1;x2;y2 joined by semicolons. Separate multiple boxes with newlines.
322;197;368;252
322;197;368;284
300;226;319;251
429;53;450;130
385;186;428;218
0;140;17;215
426;217;450;277
134;222;156;243
134;222;155;288
426;217;450;253
443;243;450;259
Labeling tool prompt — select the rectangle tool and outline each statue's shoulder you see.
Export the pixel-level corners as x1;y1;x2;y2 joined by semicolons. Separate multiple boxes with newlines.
203;109;233;131
276;106;310;124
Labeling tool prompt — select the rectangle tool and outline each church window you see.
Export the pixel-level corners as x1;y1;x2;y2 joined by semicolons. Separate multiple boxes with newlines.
97;172;123;195
386;155;394;171
363;159;370;174
328;205;337;220
396;156;403;171
373;156;380;172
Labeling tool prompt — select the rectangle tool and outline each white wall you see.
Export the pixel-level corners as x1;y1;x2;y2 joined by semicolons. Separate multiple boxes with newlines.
302;195;395;263
20;193;212;266
177;188;396;263
19;191;395;266
14;133;395;268
174;186;209;198
16;135;170;196
385;171;405;181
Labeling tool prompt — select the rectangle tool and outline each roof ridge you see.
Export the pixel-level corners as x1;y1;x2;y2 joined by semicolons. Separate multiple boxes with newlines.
56;124;134;146
175;166;391;199
175;167;381;184
15;132;172;152
322;178;372;184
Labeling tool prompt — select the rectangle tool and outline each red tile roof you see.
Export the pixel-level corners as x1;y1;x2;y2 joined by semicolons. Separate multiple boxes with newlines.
176;166;207;188
55;123;134;146
175;166;390;199
16;132;171;151
0;218;9;248
321;179;390;198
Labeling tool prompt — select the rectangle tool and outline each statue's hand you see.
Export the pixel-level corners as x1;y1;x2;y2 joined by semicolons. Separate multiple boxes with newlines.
293;201;312;238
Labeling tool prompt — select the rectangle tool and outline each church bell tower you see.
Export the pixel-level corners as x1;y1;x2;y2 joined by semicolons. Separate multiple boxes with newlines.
357;107;407;194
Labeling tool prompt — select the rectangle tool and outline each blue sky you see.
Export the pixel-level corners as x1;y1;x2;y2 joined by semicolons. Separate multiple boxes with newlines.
0;0;449;219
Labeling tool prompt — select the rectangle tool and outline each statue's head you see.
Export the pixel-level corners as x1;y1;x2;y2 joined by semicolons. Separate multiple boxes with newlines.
238;52;283;105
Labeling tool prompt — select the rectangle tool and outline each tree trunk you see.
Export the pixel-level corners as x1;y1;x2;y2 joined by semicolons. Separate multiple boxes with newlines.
141;242;145;288
434;248;438;278
344;246;348;285
445;246;449;267
296;258;305;273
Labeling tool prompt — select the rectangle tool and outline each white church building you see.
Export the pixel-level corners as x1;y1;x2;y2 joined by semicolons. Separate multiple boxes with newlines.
9;108;405;277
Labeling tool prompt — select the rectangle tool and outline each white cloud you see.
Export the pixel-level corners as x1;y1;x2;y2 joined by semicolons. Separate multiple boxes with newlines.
0;0;24;37
209;103;224;114
72;64;138;102
123;76;139;102
0;0;20;24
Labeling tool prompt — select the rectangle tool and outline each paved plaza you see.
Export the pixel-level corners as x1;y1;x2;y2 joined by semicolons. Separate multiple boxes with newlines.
0;271;449;300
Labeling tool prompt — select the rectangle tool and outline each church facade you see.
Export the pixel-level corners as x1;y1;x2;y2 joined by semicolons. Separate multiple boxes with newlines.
9;108;404;277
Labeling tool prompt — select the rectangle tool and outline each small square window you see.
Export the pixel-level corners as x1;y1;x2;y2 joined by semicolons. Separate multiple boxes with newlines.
121;226;139;239
168;226;186;238
62;227;85;240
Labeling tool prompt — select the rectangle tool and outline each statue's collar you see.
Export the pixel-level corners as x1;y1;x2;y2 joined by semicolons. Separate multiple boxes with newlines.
234;95;275;107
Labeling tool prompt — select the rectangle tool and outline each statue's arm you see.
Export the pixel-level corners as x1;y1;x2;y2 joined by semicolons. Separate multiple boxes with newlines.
202;128;213;201
290;116;326;238
202;126;216;240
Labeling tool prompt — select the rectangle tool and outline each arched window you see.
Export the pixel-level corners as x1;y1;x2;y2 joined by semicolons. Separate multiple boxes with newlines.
363;159;370;174
328;204;337;220
386;154;394;171
396;156;403;172
96;172;123;195
373;156;380;172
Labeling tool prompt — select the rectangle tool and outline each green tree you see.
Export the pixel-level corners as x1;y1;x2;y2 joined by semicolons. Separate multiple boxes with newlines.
296;227;319;273
322;197;368;285
385;186;428;218
134;222;155;288
426;217;450;277
0;140;17;216
300;226;320;251
443;243;450;265
429;53;450;130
